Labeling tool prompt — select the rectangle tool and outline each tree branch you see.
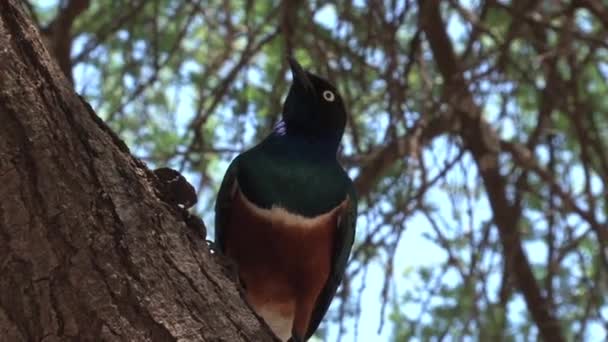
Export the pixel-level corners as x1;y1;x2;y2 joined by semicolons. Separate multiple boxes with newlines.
40;0;90;83
417;1;565;341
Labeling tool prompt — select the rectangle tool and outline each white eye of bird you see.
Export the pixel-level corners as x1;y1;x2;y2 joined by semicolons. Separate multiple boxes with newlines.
322;90;335;102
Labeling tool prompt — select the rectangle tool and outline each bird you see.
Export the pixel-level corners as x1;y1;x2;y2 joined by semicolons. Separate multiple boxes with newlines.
214;57;357;341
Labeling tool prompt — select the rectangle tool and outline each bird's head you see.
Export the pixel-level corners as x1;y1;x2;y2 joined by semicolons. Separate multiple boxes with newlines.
280;57;347;146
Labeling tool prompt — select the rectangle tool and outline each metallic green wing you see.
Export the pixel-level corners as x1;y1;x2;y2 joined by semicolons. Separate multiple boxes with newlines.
214;157;240;251
305;184;358;340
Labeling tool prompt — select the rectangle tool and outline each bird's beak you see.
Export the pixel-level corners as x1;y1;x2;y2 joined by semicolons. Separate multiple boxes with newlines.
288;57;315;94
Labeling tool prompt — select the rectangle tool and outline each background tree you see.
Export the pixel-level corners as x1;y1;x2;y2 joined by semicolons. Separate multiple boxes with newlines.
13;0;608;340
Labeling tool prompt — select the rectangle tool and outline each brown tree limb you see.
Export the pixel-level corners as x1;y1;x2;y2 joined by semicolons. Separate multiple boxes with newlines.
353;113;456;196
417;1;565;341
0;1;275;340
501;140;608;258
40;0;90;83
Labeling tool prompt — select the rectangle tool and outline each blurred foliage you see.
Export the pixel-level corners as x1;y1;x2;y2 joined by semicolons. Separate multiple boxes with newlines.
30;0;608;341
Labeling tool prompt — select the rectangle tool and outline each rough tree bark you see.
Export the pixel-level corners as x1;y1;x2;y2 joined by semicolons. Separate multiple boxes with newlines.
0;1;275;341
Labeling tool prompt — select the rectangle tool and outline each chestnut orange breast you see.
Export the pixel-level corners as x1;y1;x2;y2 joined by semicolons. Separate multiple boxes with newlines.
223;185;347;341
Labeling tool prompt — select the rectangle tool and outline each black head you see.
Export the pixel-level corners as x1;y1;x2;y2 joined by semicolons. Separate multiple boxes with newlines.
281;57;347;145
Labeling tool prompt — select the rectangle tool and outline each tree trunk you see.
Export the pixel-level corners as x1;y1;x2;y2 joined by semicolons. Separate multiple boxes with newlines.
0;1;275;341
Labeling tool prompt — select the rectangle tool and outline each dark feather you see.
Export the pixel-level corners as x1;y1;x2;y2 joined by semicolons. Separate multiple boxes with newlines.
305;187;357;340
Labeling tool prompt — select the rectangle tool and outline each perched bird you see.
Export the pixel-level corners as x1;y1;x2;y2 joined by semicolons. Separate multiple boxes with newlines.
215;57;357;341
